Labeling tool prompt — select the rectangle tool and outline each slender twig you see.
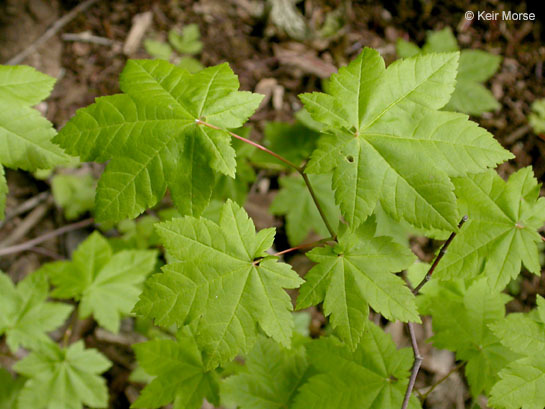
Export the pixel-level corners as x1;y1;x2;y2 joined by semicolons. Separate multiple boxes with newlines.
401;215;469;409
61;32;114;46
401;322;423;409
301;173;337;239
0;218;93;257
420;361;466;400
412;215;469;295
6;0;101;65
273;237;332;257
196;119;337;239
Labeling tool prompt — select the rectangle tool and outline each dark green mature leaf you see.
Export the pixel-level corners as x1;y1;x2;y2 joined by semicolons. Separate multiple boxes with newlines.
435;168;545;290
292;322;421;409
222;335;310;409
44;232;157;332
427;278;517;396
301;48;511;232
489;296;545;409
55;60;263;222
296;218;418;349
132;334;219;409
14;341;111;409
135;200;303;369
270;174;339;245
0;271;72;352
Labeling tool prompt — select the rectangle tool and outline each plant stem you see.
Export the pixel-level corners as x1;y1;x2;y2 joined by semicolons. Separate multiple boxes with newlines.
195;119;302;172
401;215;469;409
401;322;423;409
273;237;333;257
196;119;337;239
412;215;468;295
0;218;94;257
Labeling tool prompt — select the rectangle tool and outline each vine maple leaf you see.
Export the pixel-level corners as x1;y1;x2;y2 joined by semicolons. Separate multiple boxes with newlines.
135;200;303;369
434;167;545;290
301;48;512;232
55;60;263;222
296;218;419;349
0;270;72;352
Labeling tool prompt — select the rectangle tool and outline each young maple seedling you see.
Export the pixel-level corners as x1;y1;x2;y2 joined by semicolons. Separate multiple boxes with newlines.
1;42;544;409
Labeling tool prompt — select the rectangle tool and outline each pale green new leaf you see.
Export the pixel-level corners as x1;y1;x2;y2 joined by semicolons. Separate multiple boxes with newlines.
435;167;545;290
45;232;157;332
489;297;545;409
529;99;545;134
270;174;339;245
51;172;95;220
135;200;303;369
169;24;203;55
132;335;219;409
0;270;72;352
14;341;111;409
144;39;173;60
302;48;510;231
296;219;418;349
427;278;516;396
396;28;501;116
55;60;263;222
222;336;310;409
292;322;421;409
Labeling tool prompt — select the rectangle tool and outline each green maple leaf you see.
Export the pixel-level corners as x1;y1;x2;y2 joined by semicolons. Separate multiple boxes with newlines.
435;167;545;290
489;296;545;409
0;270;72;352
296;218;419;349
301;48;511;231
292;322;421;409
222;335;310;409
426;278;517;396
132;334;219;409
135;200;303;369
54;60;263;223
43;231;157;332
396;27;501;116
0;65;70;218
13;341;111;409
270;174;340;245
0;368;24;409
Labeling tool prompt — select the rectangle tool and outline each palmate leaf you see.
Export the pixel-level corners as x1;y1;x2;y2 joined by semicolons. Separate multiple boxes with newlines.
55;60;263;223
0;270;72;352
132;333;219;409
43;232;157;333
292;322;421;409
296;218;418;349
301;48;511;232
270;174;340;245
0;65;70;218
489;296;545;409
14;341;111;409
434;167;545;290
396;27;501;116
222;335;310;409
135;200;303;369
426;278;517;397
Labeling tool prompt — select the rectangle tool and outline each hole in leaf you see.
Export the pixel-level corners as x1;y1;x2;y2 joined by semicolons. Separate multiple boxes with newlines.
346;155;354;163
